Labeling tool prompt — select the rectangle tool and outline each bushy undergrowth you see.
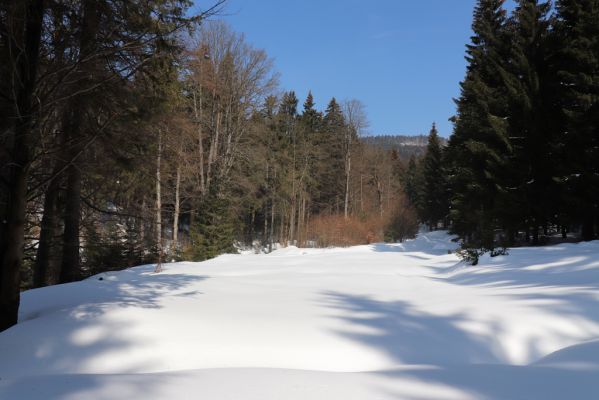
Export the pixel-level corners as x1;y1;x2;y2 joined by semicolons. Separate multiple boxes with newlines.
307;214;384;247
457;245;508;266
384;204;419;243
307;206;418;248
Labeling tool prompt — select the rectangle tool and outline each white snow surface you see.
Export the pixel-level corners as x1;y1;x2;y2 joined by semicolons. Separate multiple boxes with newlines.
2;231;599;399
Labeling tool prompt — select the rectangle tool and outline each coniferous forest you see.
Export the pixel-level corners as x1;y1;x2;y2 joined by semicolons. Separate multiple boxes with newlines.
447;0;599;251
1;0;599;334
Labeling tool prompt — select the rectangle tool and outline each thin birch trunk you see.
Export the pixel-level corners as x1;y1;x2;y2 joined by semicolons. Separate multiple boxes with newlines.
173;164;181;248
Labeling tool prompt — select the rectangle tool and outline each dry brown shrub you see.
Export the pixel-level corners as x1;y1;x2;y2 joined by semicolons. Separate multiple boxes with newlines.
306;200;418;248
306;214;386;247
384;202;419;243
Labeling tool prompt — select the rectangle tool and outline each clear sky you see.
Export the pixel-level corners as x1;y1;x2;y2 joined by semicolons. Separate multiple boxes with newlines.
194;1;514;137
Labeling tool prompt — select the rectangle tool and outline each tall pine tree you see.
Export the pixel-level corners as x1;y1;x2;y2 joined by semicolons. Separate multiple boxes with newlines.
403;155;422;212
553;0;599;240
446;0;511;247
503;0;554;244
421;124;449;229
316;98;346;213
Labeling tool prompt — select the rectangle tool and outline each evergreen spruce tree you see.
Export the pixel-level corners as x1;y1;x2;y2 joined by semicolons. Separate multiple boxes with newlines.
302;91;323;134
299;91;323;221
446;0;511;247
187;185;236;261
322;98;345;142
403;155;422;212
421;124;449;229
503;0;554;244
278;91;299;157
553;0;599;240
280;91;299;118
316;98;346;213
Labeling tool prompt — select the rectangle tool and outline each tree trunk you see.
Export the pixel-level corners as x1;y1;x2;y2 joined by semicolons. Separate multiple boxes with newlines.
297;192;306;247
0;0;45;333
140;197;146;246
289;197;296;245
34;175;61;287
0;163;28;332
60;153;82;283
59;103;88;284
269;169;276;252
192;91;205;194
289;139;297;245
387;172;392;214
35;123;68;287
532;225;539;245
59;0;99;284
582;216;595;241
206;110;221;191
269;200;275;253
344;153;351;219
279;206;286;245
360;174;364;213
172;164;181;248
296;191;303;246
376;178;384;217
155;129;163;273
264;204;268;248
250;210;255;245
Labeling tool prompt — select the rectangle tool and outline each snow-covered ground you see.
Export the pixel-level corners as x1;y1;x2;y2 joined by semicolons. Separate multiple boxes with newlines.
2;231;599;399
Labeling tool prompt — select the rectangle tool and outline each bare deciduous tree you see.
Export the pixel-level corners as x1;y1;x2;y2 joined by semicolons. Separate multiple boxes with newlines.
343;99;368;218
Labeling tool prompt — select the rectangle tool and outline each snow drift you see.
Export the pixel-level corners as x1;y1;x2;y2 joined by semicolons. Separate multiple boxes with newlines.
1;231;599;399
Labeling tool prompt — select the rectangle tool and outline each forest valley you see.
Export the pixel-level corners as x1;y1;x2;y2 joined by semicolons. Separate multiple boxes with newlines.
1;0;599;333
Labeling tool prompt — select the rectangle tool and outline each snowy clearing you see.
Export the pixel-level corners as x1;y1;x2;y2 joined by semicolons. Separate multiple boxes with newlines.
2;231;599;399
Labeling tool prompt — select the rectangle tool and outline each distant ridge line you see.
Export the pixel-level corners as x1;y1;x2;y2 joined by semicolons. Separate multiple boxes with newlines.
361;134;447;159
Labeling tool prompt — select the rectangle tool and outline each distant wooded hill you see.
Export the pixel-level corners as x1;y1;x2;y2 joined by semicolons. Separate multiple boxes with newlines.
361;134;447;159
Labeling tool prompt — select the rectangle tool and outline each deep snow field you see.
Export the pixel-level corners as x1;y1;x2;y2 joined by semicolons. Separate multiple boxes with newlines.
1;231;599;399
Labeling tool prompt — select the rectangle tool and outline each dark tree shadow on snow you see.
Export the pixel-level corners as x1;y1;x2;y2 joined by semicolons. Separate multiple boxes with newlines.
368;242;452;257
432;243;599;327
376;363;599;400
0;266;208;383
321;291;501;365
321;290;599;399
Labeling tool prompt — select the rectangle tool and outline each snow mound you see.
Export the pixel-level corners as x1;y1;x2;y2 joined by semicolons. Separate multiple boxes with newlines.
536;339;599;369
396;229;459;253
268;245;310;256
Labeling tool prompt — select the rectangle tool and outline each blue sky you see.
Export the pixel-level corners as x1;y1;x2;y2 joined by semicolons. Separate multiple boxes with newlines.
195;1;515;137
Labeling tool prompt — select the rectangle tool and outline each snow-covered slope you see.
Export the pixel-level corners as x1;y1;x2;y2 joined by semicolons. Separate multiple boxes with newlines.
1;231;599;399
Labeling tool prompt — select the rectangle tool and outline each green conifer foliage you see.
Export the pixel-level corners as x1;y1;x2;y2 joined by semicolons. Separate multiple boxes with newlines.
186;186;236;262
403;155;422;211
503;0;554;244
302;91;323;133
446;0;511;247
554;0;599;240
421;124;449;229
280;91;299;118
315;98;346;213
